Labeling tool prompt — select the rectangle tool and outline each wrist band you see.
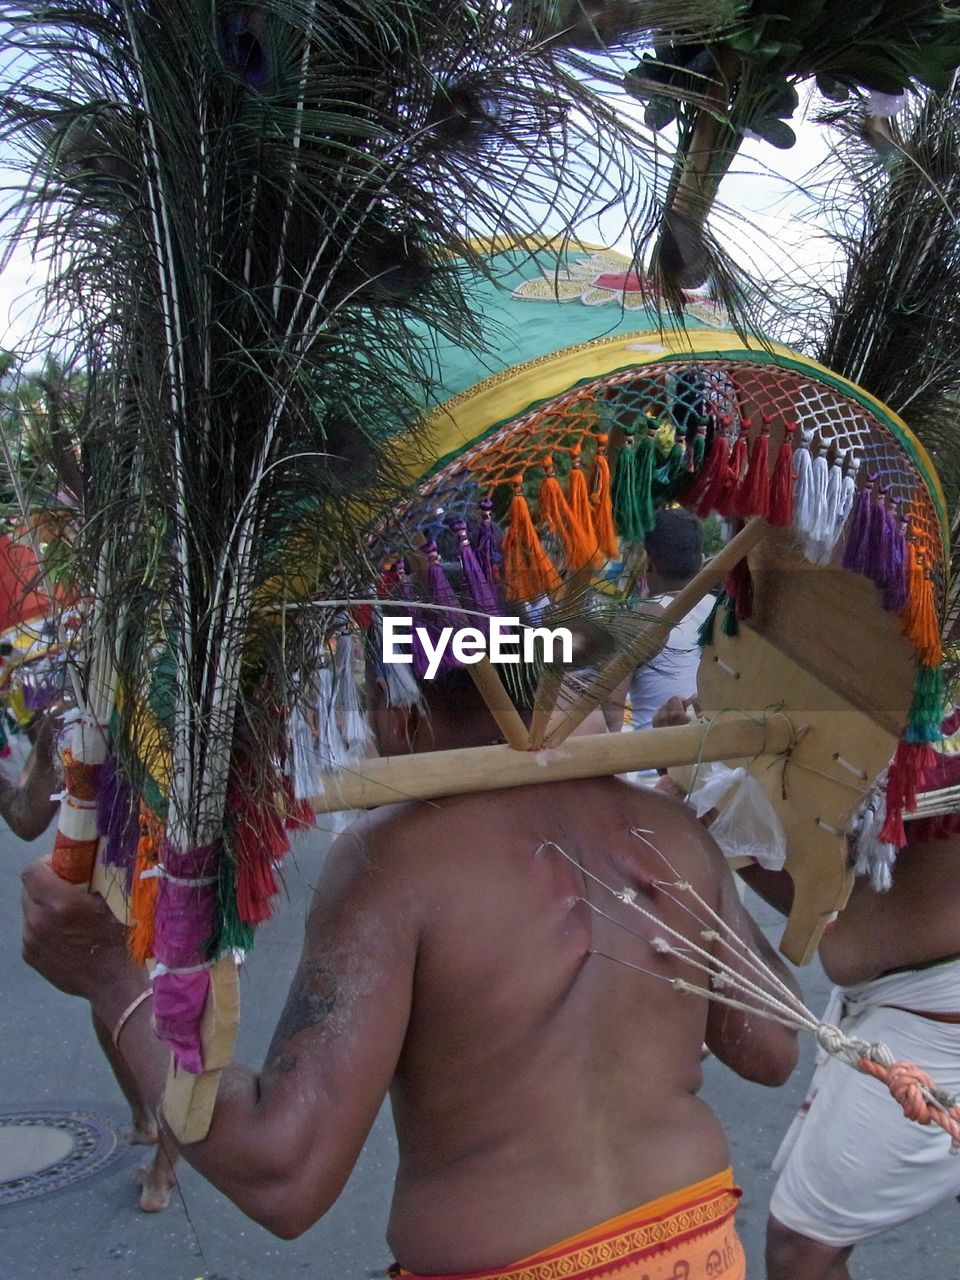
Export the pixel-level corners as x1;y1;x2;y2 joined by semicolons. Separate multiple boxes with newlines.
111;988;153;1051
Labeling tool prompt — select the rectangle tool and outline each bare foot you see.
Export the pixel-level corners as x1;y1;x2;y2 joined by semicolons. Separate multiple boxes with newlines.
135;1147;177;1212
126;1118;159;1146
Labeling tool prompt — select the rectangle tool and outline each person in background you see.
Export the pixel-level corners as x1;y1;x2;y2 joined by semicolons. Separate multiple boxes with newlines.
3;704;177;1211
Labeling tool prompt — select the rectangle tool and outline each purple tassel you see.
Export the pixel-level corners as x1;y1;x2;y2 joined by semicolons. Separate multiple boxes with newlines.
841;478;875;574
398;562;430;679
451;520;497;613
863;484;891;587
422;540;461;675
97;754;140;876
472;498;502;584
880;509;909;613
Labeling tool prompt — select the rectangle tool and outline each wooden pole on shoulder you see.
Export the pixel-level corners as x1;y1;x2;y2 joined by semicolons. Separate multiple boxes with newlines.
311;711;793;812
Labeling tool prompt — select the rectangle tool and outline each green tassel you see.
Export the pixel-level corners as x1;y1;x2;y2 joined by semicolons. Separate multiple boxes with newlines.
652;430;687;503
636;427;657;536
215;856;255;954
721;596;739;637
906;663;946;744
692;427;706;471
611;436;644;541
698;592;722;648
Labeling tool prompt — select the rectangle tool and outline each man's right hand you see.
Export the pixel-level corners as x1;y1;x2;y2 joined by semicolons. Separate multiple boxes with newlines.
21;857;139;1003
652;695;698;729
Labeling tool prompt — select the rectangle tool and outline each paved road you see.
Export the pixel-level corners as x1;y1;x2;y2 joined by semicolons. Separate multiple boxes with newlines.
2;815;958;1279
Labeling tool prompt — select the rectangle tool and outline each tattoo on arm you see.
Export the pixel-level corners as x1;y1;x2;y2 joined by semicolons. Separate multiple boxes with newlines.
265;958;340;1073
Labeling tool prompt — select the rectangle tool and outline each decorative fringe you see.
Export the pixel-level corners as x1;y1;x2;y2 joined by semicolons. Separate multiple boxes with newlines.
767;422;795;527
611;431;644;541
652;425;687;503
589;434;619;559
97;753;139;874
900;546;942;667
565;445;601;568
880;741;938;846
333;631;375;758
880;509;909;614
905;664;946;744
841;480;874;575
851;779;897;892
698;592;722;647
686;415;731;516
217;855;255;952
228;767;289;927
808;456;843;565
791;427;816;540
725;556;753;622
538;454;595;570
127;802;162;964
690;422;707;473
715;423;749;519
503;476;562;602
721;596;739;636
735;421;770;519
472;498;502;584
452;518;498;611
863;484;891;587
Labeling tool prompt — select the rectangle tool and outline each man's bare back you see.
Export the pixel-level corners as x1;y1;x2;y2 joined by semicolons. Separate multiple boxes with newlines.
21;680;798;1274
311;777;797;1270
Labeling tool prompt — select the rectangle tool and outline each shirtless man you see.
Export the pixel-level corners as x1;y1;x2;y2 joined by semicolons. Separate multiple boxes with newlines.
21;664;799;1279
4;705;177;1212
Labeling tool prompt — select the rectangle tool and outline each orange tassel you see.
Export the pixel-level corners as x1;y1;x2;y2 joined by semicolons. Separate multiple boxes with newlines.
900;541;942;666
566;443;602;568
128;803;163;964
589;434;619;559
538;453;594;571
503;475;562;602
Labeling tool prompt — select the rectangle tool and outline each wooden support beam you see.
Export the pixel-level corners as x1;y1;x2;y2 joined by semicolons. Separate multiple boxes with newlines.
311;712;793;813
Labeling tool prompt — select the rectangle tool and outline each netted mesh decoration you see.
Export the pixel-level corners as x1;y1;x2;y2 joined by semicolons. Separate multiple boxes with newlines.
365;333;948;849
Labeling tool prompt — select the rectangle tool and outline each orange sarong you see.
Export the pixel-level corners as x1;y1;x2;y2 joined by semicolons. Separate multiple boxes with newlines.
393;1168;745;1280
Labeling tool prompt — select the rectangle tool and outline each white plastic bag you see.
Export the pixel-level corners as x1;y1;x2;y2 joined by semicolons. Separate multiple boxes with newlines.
687;762;787;870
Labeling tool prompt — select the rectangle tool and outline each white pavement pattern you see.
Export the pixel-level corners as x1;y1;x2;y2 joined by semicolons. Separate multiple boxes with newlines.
2;819;958;1278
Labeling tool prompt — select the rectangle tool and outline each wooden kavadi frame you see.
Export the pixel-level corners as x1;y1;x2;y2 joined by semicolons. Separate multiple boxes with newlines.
317;325;948;974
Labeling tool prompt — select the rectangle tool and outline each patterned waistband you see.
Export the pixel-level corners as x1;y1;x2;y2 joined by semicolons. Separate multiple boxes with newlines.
391;1168;742;1280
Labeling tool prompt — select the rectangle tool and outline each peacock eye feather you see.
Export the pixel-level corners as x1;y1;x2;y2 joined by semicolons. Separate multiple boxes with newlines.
218;12;270;86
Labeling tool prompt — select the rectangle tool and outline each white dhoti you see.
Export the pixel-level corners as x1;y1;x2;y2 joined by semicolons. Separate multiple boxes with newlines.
770;957;960;1246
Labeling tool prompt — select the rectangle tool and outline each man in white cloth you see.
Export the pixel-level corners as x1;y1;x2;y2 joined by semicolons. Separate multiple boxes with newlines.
752;836;960;1279
654;697;960;1278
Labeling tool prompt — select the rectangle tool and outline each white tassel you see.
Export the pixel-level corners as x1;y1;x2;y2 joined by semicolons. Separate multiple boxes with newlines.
371;613;425;713
850;776;897;892
333;632;374;759
315;666;352;772
791;427;816;539
809;454;843;564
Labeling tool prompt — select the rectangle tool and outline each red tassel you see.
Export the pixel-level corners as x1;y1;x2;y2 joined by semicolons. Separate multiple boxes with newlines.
880;741;939;845
715;423;750;519
724;555;754;621
736;420;771;519
229;763;290;926
686;415;732;516
768;423;796;527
